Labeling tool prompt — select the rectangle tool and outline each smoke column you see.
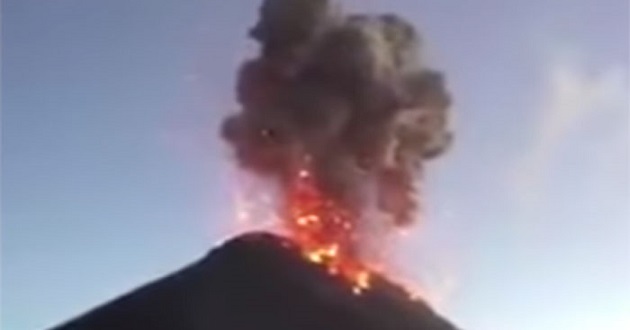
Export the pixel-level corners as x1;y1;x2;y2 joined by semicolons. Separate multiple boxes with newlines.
222;0;452;255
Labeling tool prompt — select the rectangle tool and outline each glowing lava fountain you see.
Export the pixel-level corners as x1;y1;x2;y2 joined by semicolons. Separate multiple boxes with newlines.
284;162;372;294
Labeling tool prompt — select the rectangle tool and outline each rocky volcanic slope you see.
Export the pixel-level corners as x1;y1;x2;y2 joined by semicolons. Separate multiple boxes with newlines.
52;233;460;330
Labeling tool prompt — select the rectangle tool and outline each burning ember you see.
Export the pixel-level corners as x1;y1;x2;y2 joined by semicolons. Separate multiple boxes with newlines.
285;161;372;294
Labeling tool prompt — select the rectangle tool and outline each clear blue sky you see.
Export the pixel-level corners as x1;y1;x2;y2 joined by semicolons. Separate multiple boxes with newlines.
2;1;628;329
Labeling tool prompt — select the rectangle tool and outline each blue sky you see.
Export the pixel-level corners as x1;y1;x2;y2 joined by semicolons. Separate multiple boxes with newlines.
2;1;628;329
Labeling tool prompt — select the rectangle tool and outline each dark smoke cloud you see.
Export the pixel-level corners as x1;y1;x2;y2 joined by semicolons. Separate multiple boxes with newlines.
222;0;452;227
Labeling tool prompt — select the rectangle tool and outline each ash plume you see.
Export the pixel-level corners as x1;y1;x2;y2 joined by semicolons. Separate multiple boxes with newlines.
222;0;452;228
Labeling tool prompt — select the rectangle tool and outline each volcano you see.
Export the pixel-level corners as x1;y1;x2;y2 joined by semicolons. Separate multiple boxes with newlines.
51;233;460;330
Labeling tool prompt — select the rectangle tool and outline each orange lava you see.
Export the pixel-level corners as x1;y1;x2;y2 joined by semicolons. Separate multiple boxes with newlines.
284;165;372;295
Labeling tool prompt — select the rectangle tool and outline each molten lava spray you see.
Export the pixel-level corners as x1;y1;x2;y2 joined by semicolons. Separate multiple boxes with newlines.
222;0;452;292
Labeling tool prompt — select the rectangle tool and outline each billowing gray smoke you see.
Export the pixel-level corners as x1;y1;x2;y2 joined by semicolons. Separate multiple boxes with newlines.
222;0;452;227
